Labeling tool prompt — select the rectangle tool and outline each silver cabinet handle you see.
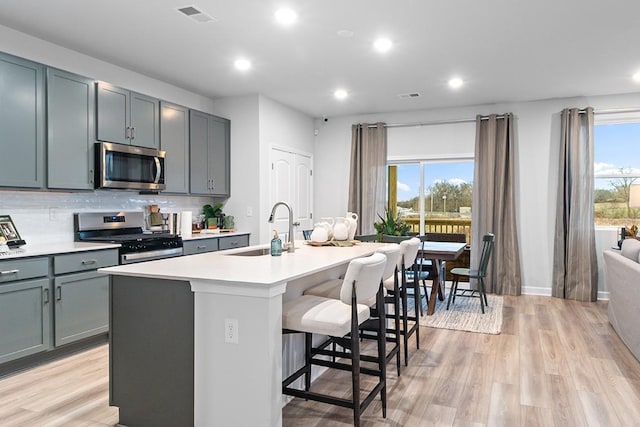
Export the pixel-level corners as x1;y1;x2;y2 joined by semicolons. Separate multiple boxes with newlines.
131;126;135;140
43;288;49;303
211;178;215;190
126;126;131;140
56;286;62;301
197;245;207;250
81;259;97;265
230;241;239;247
0;269;19;275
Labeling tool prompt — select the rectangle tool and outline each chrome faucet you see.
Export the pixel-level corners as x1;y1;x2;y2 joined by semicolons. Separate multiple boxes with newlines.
268;201;299;253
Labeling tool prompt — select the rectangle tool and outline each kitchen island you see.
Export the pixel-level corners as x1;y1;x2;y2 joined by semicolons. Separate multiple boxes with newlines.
100;240;384;427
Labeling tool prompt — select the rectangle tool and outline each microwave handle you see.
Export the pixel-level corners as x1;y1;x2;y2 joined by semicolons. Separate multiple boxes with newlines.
153;157;162;184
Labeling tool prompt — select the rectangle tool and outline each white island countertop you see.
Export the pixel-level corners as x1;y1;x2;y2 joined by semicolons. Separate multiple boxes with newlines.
100;240;383;287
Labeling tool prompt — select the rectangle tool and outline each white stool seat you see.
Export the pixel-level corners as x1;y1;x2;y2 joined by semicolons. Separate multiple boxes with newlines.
283;295;370;337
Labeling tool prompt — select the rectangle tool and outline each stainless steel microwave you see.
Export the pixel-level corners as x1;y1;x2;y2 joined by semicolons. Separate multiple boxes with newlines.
95;142;166;191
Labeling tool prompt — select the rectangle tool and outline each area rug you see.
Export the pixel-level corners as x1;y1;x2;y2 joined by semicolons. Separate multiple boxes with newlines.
419;294;503;334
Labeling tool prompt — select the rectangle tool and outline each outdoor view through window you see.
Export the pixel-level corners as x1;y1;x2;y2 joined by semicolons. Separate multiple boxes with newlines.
594;122;640;227
391;161;474;239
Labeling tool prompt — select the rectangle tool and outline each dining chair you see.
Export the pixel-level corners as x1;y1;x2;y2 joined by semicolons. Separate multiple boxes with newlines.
302;229;313;240
446;233;495;313
419;233;467;303
354;234;378;242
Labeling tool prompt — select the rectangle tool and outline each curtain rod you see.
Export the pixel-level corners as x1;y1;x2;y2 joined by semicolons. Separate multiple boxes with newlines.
367;114;508;128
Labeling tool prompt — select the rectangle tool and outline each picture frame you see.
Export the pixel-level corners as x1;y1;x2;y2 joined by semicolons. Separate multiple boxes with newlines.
0;215;26;247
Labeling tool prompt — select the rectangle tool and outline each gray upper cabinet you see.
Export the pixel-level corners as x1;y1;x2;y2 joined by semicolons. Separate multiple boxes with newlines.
189;110;230;196
96;82;160;149
160;102;189;193
0;52;45;189
47;68;95;190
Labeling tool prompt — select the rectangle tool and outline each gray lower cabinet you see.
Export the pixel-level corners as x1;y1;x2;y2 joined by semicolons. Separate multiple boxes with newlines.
218;234;250;250
53;271;109;346
47;68;95;190
160;102;189;193
0;256;50;365
0;52;45;189
189;110;230;196
52;250;117;347
182;238;219;255
97;82;160;149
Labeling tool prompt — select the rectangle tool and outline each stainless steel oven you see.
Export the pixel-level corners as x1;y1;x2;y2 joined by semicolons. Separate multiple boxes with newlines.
74;212;183;264
95;142;166;191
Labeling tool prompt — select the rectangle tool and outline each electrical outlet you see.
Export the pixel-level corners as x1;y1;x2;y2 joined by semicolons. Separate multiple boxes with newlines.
246;207;253;217
224;318;239;344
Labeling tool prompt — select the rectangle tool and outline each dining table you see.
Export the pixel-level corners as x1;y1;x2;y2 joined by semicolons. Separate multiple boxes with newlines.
419;241;467;315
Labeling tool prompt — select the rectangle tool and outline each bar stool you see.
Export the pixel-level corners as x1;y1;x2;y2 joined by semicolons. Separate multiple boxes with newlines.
282;253;387;426
303;245;402;375
382;237;421;366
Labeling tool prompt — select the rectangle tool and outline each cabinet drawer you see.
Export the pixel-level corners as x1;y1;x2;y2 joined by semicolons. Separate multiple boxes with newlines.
0;257;48;283
183;239;219;256
218;235;249;251
53;249;119;275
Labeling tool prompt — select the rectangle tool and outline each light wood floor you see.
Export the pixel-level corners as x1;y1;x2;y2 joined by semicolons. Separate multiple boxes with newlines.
1;295;639;426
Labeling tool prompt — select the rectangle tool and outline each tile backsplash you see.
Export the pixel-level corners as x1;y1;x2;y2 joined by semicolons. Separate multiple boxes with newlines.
1;190;218;244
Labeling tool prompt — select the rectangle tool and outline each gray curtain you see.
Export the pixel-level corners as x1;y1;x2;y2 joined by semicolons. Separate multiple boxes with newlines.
472;113;522;295
348;123;387;235
552;108;598;301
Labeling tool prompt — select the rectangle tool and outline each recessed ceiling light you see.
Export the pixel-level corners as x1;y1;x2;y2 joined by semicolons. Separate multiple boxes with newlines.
633;71;640;83
334;89;348;100
448;77;464;89
234;58;252;71
275;8;297;26
373;38;393;53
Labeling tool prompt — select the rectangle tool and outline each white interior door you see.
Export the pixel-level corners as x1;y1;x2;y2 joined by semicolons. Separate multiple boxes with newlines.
270;147;313;241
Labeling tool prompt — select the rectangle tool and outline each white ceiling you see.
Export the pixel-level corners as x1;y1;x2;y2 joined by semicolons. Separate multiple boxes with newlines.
1;0;639;119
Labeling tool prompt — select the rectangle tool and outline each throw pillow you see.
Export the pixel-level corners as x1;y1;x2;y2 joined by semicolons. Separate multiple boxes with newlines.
621;238;640;262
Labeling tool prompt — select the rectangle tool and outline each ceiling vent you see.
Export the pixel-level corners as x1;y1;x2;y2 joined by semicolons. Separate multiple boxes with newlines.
177;6;216;23
398;92;421;99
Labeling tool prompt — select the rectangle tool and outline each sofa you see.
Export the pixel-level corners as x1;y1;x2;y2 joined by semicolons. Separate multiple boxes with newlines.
603;238;640;362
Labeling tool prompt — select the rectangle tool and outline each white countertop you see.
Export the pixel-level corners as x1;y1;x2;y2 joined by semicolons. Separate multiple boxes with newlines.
0;241;121;259
181;231;249;241
100;240;384;285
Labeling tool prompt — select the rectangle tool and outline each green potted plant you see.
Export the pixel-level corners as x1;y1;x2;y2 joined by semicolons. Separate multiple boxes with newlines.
203;203;224;228
373;209;410;241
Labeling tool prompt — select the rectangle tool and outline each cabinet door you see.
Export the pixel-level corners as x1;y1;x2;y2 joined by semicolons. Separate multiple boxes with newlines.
189;110;211;195
96;82;129;145
0;52;44;188
209;115;230;197
0;278;50;364
54;271;109;346
130;92;160;149
161;102;189;193
47;68;95;190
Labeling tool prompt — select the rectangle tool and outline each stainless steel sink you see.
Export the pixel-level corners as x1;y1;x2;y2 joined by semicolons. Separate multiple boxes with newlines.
225;248;272;256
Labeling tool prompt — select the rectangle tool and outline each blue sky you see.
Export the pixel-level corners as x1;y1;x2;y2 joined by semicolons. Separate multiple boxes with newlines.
394;122;640;200
395;161;474;202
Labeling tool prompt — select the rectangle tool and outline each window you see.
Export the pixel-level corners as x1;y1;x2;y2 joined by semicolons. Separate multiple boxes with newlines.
594;120;640;226
386;120;475;238
389;160;474;239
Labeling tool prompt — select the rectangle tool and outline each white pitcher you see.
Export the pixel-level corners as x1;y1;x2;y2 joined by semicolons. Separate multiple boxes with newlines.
310;221;332;242
321;217;335;240
346;212;358;241
333;217;349;241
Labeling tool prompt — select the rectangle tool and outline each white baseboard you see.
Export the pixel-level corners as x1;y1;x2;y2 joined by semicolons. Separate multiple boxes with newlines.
520;286;609;300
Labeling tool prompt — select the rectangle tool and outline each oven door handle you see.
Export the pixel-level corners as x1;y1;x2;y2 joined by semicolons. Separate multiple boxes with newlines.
153;157;162;184
120;247;183;264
